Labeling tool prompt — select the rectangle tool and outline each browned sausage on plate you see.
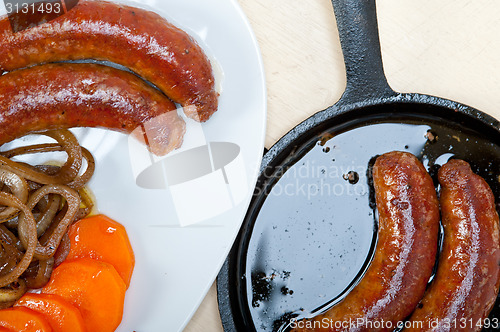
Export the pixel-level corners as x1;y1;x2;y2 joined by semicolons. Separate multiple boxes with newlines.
292;151;440;331
406;159;500;332
0;0;218;122
0;63;186;156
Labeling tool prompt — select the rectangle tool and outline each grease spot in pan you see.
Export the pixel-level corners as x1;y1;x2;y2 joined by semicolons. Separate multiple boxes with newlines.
238;118;500;332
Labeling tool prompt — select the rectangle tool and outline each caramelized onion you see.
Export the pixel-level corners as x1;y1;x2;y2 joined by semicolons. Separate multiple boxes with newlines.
0;130;82;185
0;239;22;276
2;144;95;191
53;233;70;268
0;143;63;158
0;130;94;306
75;188;95;220
0;192;37;288
21;185;80;260
0;168;29;222
34;194;61;237
23;258;54;289
0;225;21;250
67;147;95;190
0;279;27;304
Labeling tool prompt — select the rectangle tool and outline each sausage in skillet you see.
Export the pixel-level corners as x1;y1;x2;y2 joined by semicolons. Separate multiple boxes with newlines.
406;159;500;332
293;151;440;331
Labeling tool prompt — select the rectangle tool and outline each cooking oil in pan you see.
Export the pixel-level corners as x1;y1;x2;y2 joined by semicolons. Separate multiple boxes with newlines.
242;119;500;332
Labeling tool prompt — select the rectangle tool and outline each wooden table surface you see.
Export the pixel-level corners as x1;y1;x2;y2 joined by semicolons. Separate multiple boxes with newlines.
185;0;500;331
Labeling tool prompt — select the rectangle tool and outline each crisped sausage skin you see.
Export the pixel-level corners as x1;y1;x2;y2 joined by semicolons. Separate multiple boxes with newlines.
406;159;500;332
0;0;218;122
293;151;439;332
0;63;185;156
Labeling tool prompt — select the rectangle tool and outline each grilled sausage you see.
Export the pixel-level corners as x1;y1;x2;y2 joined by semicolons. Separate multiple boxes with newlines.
406;159;500;332
292;151;439;331
0;63;186;156
0;0;218;122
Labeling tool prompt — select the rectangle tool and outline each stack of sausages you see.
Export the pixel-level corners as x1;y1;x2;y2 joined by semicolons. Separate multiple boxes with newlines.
294;151;500;332
0;0;219;155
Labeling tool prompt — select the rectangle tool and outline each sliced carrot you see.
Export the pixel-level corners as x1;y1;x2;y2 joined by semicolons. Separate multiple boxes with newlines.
42;258;126;332
66;214;135;287
0;306;52;331
15;293;85;332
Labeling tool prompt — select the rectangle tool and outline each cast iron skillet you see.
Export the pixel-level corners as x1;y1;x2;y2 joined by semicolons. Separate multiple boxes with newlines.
217;0;500;331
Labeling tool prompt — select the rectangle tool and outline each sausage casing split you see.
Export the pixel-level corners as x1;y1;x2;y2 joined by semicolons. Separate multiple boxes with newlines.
293;151;439;331
0;0;218;122
406;159;500;332
0;63;186;156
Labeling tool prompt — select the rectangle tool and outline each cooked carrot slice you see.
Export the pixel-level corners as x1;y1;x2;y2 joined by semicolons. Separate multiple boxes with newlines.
66;214;135;287
15;293;85;332
42;258;126;332
0;306;52;331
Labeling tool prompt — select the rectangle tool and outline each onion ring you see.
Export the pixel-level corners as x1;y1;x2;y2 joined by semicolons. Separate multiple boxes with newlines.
19;184;80;260
23;258;54;289
0;192;37;288
0;279;27;304
0;130;82;185
0;129;94;307
0;168;29;222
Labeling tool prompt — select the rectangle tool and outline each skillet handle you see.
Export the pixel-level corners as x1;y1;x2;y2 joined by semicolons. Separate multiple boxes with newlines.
331;0;396;105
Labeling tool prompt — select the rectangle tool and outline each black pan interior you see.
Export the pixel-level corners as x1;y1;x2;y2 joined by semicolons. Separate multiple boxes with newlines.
217;101;500;332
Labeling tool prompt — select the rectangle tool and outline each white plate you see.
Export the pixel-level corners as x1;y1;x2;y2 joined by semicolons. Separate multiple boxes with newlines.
0;0;266;331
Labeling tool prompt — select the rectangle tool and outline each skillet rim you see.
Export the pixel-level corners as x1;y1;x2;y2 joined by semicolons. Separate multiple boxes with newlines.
216;91;500;332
